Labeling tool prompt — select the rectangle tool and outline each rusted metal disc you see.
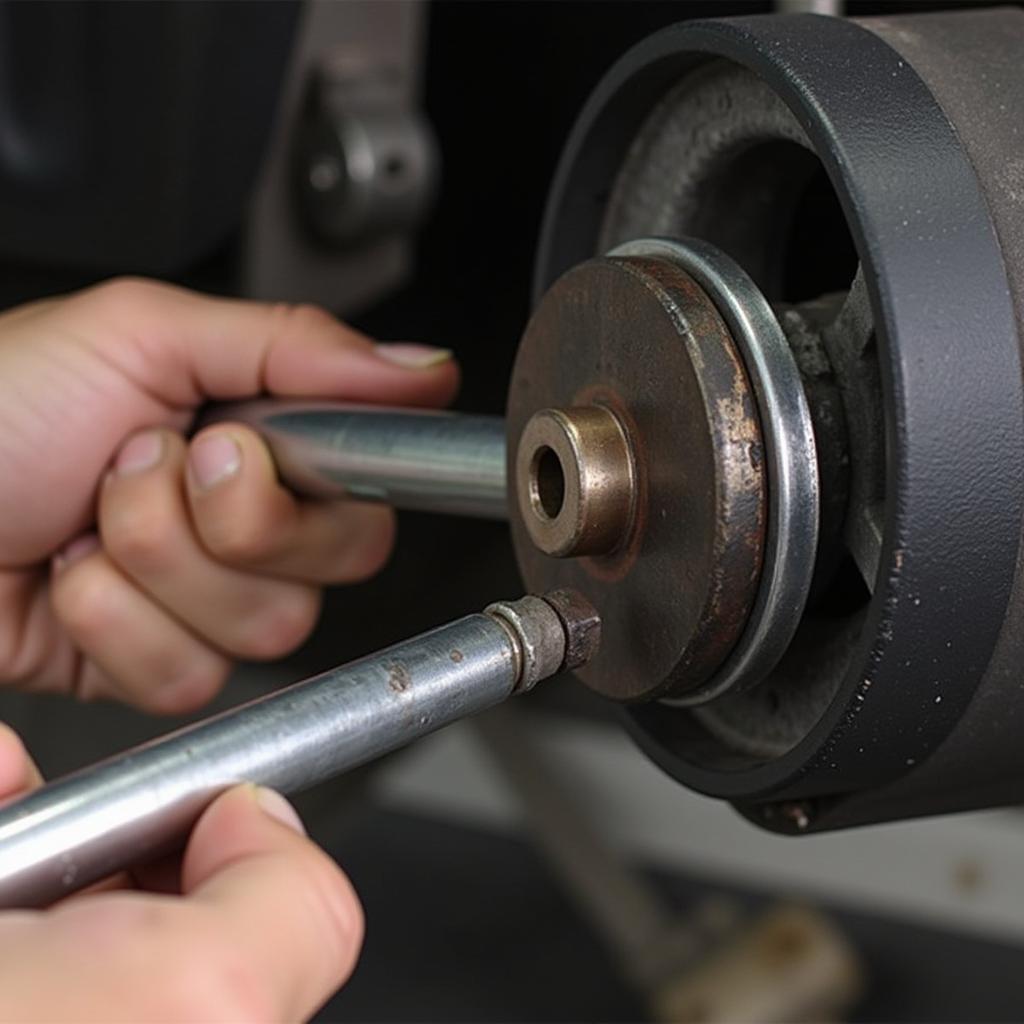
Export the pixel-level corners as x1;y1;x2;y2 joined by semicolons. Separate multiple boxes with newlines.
507;254;767;701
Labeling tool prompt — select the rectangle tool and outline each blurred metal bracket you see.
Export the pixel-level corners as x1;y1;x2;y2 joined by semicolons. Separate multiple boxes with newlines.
242;0;436;314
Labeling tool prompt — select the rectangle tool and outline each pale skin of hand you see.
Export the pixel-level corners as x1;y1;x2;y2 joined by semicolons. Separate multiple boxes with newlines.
0;277;459;1019
0;276;457;710
0;724;364;1022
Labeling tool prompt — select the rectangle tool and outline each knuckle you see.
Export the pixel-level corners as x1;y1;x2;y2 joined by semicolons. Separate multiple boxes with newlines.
239;591;321;660
158;930;276;1023
148;659;229;715
58;897;174;968
273;301;337;336
180;951;276;1023
78;276;163;316
94;905;265;1020
103;499;179;576
52;563;118;642
54;900;278;1022
348;526;396;583
200;517;275;566
334;509;396;584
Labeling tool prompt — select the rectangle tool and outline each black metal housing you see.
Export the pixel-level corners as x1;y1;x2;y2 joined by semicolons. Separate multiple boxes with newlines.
535;9;1024;831
0;3;297;276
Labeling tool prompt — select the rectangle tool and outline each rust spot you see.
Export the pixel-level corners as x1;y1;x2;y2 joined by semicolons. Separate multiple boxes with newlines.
450;649;464;664
387;663;411;693
758;922;811;967
953;857;986;895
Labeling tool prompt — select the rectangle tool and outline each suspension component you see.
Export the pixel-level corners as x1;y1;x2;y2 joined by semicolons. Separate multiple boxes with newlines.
190;9;1024;836
510;8;1024;832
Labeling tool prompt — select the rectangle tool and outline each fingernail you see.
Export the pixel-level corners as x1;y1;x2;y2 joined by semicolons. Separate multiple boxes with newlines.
254;786;306;835
374;342;453;369
53;533;100;572
189;432;242;491
114;430;163;476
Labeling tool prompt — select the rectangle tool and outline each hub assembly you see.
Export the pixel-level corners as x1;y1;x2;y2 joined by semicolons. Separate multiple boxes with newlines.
509;8;1024;832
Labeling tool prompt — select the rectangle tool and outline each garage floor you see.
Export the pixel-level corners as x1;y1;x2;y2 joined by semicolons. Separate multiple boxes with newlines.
4;676;1024;1023
316;805;1024;1023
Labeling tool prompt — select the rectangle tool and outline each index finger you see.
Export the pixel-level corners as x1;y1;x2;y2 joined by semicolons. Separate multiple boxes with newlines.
69;278;460;409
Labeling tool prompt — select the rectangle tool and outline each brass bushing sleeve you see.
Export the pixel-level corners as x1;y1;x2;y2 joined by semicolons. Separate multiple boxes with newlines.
515;405;636;558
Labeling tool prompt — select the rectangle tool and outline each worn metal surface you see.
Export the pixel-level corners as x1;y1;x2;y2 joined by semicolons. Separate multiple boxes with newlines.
777;7;1024;831
0;592;593;908
596;61;815;298
543;588;603;671
205;399;507;520
535;11;1024;813
774;294;852;604
484;595;567;691
508;253;766;702
241;0;430;311
295;56;438;246
516;405;636;558
613;238;819;707
593;62;867;756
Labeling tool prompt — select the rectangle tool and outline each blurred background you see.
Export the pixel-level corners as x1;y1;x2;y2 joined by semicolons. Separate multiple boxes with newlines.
0;1;1022;1021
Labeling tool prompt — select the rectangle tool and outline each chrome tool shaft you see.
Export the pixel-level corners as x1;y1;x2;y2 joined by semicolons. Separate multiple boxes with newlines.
204;400;507;519
0;593;598;909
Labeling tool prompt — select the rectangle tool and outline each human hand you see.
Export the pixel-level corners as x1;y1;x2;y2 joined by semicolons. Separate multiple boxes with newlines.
0;723;363;1022
0;278;458;711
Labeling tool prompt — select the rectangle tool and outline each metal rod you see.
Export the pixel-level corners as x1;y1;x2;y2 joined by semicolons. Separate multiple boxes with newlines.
0;593;591;909
204;400;507;520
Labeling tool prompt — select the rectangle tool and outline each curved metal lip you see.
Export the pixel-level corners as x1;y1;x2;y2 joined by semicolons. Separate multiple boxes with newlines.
541;14;1024;803
609;236;820;706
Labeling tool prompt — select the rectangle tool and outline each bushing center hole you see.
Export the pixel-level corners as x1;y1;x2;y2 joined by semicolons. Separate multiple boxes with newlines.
533;446;566;520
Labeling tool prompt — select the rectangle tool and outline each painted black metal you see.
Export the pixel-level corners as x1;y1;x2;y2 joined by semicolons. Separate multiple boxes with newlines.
534;12;1024;813
753;10;1024;832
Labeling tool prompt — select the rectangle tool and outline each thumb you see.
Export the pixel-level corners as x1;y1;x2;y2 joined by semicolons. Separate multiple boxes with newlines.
72;277;459;409
181;785;364;1021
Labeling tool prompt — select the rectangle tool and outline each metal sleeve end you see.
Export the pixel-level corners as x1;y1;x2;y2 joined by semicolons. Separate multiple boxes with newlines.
484;590;601;692
485;596;565;692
